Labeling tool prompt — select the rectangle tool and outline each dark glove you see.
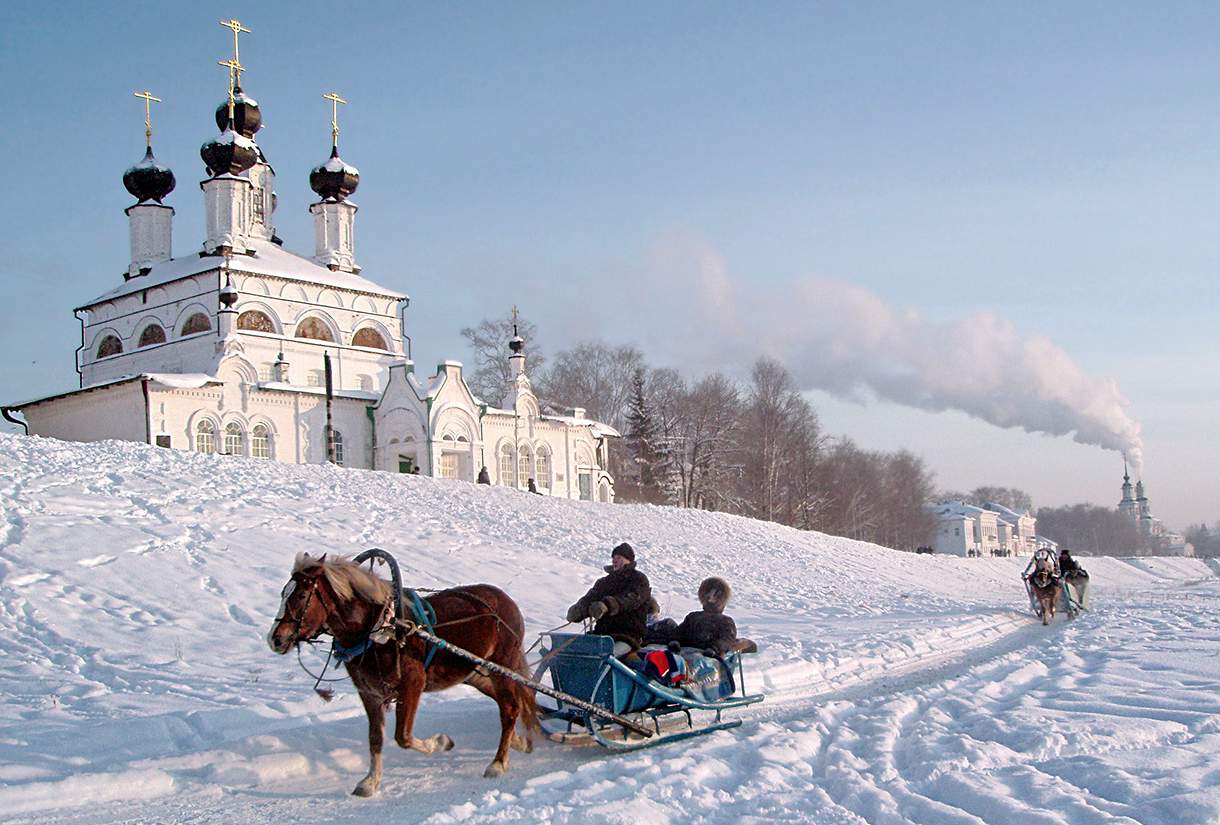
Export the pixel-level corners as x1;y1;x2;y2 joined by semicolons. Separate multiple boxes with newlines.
566;603;585;623
588;600;608;620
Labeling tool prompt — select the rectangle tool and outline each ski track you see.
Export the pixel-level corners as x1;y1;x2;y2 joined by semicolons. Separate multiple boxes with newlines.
0;434;1218;825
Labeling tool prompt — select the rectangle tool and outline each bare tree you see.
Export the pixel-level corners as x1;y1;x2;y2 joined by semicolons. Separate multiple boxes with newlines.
740;357;819;523
1036;504;1145;555
460;311;545;405
675;372;742;511
537;341;643;429
784;396;828;530
968;486;1034;513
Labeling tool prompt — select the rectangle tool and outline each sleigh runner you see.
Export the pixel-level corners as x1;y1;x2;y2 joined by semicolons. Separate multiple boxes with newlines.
532;632;765;751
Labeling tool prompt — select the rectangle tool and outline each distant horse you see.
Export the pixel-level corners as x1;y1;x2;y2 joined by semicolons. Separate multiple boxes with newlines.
1026;553;1060;625
267;554;539;796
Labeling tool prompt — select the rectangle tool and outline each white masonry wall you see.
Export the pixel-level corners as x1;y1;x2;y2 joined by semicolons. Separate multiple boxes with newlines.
81;271;225;386
228;273;401;394
21;381;150;444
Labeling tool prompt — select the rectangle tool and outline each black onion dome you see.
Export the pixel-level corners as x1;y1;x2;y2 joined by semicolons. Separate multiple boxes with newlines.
214;86;262;137
309;146;360;200
219;276;238;308
509;335;525;354
123;146;176;203
201;128;259;177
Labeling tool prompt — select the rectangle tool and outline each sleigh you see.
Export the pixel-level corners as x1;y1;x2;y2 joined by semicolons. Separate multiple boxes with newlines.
532;632;764;751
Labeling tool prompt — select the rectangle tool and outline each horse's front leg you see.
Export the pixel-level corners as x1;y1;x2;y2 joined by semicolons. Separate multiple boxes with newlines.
394;661;455;754
353;689;385;797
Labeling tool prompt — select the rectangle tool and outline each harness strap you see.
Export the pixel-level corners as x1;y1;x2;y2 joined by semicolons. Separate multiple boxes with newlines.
332;636;376;664
403;587;440;669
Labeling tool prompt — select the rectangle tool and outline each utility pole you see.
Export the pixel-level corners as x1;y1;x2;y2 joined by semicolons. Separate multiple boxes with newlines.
324;351;335;463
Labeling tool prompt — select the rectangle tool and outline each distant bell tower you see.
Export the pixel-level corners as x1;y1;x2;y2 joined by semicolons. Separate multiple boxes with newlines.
200;38;259;255
1118;459;1138;522
504;305;534;413
309;92;361;273
123;90;176;279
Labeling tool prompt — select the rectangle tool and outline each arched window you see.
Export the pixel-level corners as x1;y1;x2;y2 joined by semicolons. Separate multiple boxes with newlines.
181;313;211;336
535;447;552;490
237;310;276;333
518;445;532;489
352;327;388;350
251;424;271;459
223;423;243;456
96;335;123;358
138;324;166;347
328;428;344;465
498;444;514;487
195;420;215;453
295;317;335;342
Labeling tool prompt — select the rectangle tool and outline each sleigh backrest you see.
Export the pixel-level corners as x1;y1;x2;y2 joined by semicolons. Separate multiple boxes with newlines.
544;632;615;704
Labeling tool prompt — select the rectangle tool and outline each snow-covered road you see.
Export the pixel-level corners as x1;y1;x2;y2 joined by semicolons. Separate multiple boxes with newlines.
1;435;1217;824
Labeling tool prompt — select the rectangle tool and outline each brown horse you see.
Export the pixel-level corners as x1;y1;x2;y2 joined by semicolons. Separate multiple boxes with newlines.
267;553;539;796
1027;553;1060;626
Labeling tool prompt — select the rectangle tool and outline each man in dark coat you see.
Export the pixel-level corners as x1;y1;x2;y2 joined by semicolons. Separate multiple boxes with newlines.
566;543;652;653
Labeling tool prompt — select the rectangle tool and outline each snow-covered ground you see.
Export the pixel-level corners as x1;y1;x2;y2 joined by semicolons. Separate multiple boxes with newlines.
1;433;1217;825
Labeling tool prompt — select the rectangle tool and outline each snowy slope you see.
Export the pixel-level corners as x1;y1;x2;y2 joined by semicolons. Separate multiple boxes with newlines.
1;434;1217;824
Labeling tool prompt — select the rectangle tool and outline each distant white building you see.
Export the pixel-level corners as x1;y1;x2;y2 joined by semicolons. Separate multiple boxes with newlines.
3;51;617;502
983;502;1037;556
927;501;1024;557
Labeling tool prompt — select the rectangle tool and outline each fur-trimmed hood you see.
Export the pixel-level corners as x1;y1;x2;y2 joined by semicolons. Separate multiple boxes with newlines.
698;577;731;613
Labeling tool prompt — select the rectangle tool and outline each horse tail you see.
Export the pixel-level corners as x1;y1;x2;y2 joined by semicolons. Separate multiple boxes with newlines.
514;647;542;736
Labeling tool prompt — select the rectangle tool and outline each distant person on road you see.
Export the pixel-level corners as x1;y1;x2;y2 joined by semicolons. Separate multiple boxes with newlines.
566;543;652;656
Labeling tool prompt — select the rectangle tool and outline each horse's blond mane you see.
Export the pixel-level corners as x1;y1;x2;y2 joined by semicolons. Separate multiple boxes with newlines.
293;553;392;605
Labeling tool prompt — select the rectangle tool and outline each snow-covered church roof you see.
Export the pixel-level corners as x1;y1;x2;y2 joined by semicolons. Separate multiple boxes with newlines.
81;237;405;309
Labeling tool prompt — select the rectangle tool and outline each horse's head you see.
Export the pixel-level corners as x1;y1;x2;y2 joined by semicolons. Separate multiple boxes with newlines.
267;553;332;654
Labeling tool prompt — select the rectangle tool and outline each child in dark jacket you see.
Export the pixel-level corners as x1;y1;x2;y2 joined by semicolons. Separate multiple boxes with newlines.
677;577;753;656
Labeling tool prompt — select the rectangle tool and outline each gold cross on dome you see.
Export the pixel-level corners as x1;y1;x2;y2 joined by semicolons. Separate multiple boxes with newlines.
219;19;251;81
218;58;244;124
132;90;161;147
511;305;520;334
323;92;347;148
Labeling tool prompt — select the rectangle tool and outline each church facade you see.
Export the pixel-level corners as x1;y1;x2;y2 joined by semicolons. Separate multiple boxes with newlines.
1117;466;1191;555
3;42;617;502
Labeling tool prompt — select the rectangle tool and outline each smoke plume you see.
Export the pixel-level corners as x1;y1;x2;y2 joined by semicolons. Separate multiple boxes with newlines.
635;235;1144;472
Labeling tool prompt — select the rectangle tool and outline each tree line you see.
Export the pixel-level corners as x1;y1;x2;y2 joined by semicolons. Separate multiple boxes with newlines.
462;314;936;550
463;312;1208;557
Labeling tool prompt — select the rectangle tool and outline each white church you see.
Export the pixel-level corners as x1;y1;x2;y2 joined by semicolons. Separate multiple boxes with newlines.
2;33;618;502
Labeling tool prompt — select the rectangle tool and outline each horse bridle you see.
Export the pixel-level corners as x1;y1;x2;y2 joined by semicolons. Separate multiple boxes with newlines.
280;574;331;646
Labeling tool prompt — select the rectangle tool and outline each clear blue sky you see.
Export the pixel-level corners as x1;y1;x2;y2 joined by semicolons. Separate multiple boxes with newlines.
2;2;1216;528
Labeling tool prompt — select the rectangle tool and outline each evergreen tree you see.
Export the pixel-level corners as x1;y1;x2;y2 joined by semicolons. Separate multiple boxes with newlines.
623;367;658;498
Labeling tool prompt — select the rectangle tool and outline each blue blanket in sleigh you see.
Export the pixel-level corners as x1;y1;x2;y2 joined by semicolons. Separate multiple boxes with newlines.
632;645;738;703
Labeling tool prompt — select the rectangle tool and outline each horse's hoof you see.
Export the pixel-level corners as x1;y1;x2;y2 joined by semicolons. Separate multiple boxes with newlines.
352;779;378;797
438;734;455;752
483;761;507;778
511;734;533;753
